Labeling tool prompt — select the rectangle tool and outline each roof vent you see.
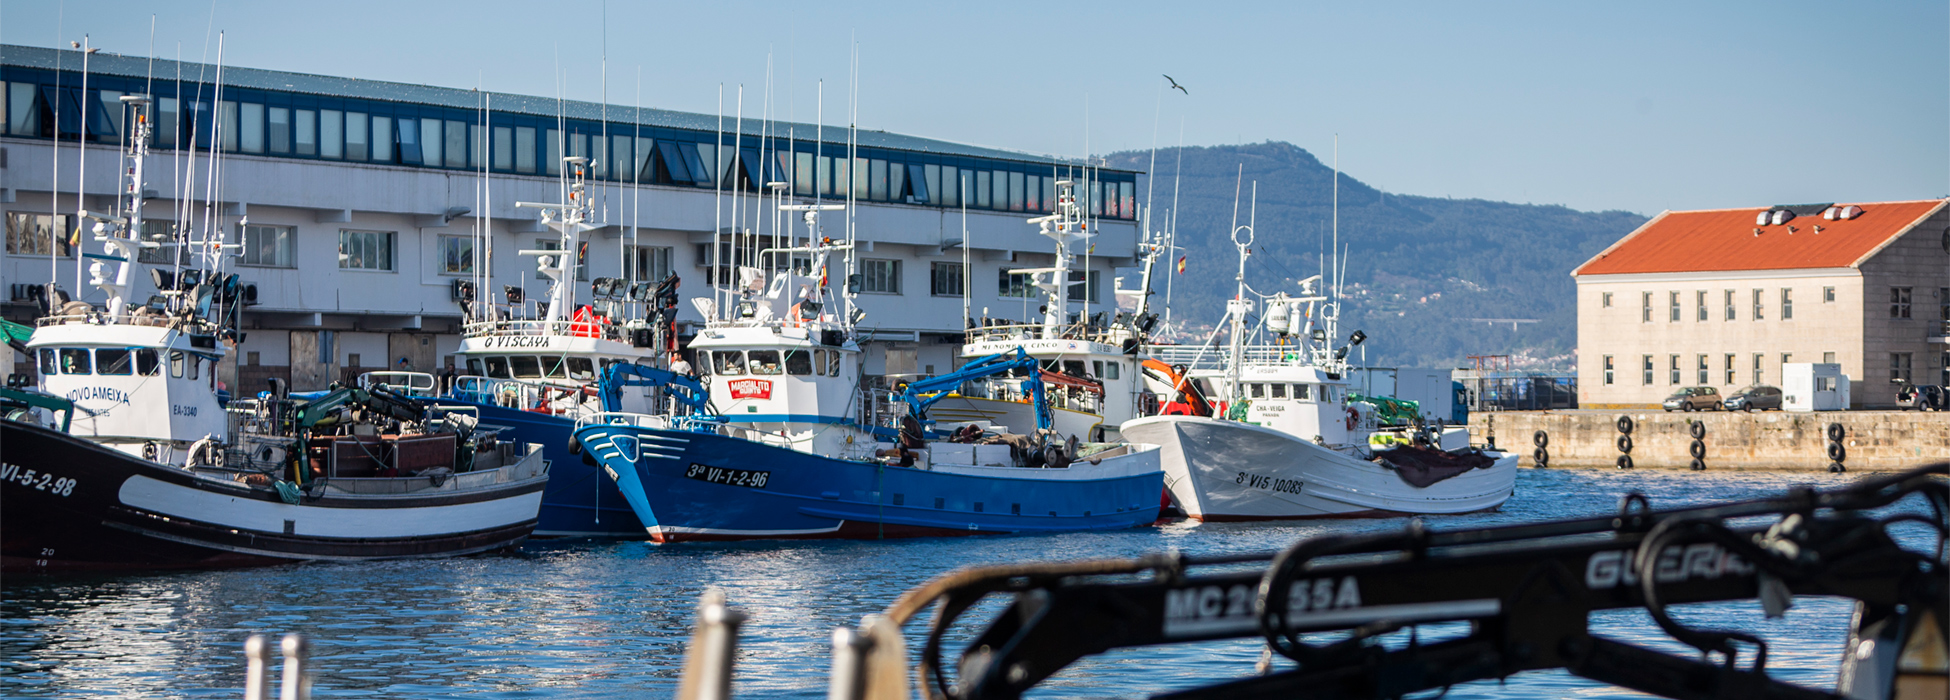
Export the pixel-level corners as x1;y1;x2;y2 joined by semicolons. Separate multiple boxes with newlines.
1770;210;1794;226
1838;205;1863;220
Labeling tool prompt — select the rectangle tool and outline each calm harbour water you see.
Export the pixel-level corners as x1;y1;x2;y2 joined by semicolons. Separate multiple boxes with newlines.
2;468;1939;699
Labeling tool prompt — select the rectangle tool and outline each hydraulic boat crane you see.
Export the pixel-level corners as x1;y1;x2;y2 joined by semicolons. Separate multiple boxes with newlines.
897;349;1050;432
669;463;1949;700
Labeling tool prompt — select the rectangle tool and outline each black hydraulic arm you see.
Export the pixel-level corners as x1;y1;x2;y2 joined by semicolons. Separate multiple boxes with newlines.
886;464;1947;700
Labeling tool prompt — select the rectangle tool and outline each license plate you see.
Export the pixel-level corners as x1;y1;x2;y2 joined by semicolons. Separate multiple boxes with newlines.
684;463;770;489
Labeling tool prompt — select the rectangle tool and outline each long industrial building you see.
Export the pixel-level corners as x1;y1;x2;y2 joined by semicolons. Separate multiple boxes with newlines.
1;45;1143;391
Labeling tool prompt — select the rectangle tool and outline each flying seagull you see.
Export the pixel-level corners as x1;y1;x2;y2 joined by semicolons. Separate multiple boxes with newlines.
1164;74;1188;95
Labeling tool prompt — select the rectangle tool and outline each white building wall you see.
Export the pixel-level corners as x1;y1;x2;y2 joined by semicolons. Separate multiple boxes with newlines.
4;139;1138;382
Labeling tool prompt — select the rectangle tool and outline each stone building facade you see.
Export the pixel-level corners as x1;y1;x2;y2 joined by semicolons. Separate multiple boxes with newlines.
1573;199;1950;408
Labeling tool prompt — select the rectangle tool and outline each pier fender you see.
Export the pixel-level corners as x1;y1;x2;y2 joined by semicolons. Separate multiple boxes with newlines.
1689;421;1706;439
1616;455;1634;470
1826;423;1846;442
1827;442;1847;462
1616;415;1635;434
1532;430;1549;448
1615;435;1633;454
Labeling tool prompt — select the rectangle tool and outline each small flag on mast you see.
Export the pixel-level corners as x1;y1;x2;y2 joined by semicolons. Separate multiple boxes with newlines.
1176;256;1186;274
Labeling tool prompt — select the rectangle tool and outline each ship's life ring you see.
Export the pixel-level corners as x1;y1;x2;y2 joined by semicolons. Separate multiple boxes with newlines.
1345;406;1358;431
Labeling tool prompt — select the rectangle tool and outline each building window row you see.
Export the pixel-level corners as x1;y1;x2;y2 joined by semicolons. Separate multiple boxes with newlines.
1621;286;1822;323
0;76;1139;219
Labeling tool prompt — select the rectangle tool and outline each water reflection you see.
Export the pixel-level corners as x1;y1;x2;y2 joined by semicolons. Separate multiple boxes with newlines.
1;468;1932;699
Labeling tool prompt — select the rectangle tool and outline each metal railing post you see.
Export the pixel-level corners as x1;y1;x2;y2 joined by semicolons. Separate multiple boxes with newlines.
676;589;748;700
278;634;311;700
242;635;271;700
827;627;873;700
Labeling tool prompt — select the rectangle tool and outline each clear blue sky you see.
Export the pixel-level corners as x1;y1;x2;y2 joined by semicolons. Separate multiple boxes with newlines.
4;0;1945;215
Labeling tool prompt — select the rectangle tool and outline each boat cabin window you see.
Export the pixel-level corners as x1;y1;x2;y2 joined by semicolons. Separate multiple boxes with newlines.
540;356;566;378
748;350;782;375
713;351;744;376
465;358;483;376
59;348;93;375
97;349;134;375
784;349;813;376
1294;384;1310;400
694;351;712;374
509;356;542;378
187;355;200;380
484;356;511;378
566;357;595;380
1270;383;1286;399
37;349;57;376
1092;360;1121;380
1065;360;1087;377
135;349;161;375
1249;383;1265;399
169;351;185;377
827;349;842;376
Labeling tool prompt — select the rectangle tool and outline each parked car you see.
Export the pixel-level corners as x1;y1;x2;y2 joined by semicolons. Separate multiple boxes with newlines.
1722;385;1783;412
1894;380;1946;411
1662;386;1722;412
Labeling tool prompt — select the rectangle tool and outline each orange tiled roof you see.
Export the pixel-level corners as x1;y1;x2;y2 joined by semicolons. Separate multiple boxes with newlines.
1573;199;1945;276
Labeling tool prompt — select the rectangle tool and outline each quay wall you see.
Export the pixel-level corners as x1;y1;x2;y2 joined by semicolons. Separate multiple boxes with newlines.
1468;411;1949;471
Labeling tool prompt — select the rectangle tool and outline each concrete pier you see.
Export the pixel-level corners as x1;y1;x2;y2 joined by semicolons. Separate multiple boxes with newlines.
1470;410;1949;470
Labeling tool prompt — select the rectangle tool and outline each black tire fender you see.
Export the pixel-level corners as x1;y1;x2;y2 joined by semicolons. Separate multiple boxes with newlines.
1616;415;1635;434
1689;458;1706;471
1532;447;1550;468
1616;455;1634;470
1689;421;1706;439
1828;462;1847;474
1825;423;1845;443
1689;439;1706;459
1616;434;1633;454
1827;442;1846;462
1533;430;1549;448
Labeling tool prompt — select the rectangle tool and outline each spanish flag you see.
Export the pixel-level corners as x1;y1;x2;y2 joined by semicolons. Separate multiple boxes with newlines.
1176;256;1186;274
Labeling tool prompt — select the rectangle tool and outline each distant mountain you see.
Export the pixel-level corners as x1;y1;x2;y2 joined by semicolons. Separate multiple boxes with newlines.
1106;142;1647;370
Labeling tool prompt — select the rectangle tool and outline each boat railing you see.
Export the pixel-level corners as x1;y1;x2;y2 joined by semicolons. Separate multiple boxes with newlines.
962;321;1126;346
575;411;723;435
1148;344;1326;371
357;371;439;397
463;318;629;343
452;375;598;415
575;411;667;429
35;311;189;330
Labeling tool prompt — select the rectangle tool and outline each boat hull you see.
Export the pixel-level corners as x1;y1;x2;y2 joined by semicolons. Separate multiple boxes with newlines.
1120;415;1517;521
573;424;1164;543
443;398;647;537
1;420;547;574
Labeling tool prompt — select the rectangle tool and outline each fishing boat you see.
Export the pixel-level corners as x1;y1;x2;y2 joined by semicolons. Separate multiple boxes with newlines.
0;95;548;573
439;156;683;538
1119;180;1517;521
572;182;1163;543
943;179;1161;442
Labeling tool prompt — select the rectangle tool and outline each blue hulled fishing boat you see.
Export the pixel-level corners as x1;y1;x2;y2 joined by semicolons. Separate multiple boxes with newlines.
573;191;1162;543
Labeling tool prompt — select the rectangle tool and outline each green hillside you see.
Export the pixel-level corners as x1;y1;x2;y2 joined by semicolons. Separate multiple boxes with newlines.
1107;142;1647;370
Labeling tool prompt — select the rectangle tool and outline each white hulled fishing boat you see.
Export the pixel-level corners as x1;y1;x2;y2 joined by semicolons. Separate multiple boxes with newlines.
1119;182;1517;520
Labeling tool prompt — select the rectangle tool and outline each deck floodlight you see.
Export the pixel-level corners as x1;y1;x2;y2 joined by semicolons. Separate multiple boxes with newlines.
504;285;524;305
1349;330;1367;346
